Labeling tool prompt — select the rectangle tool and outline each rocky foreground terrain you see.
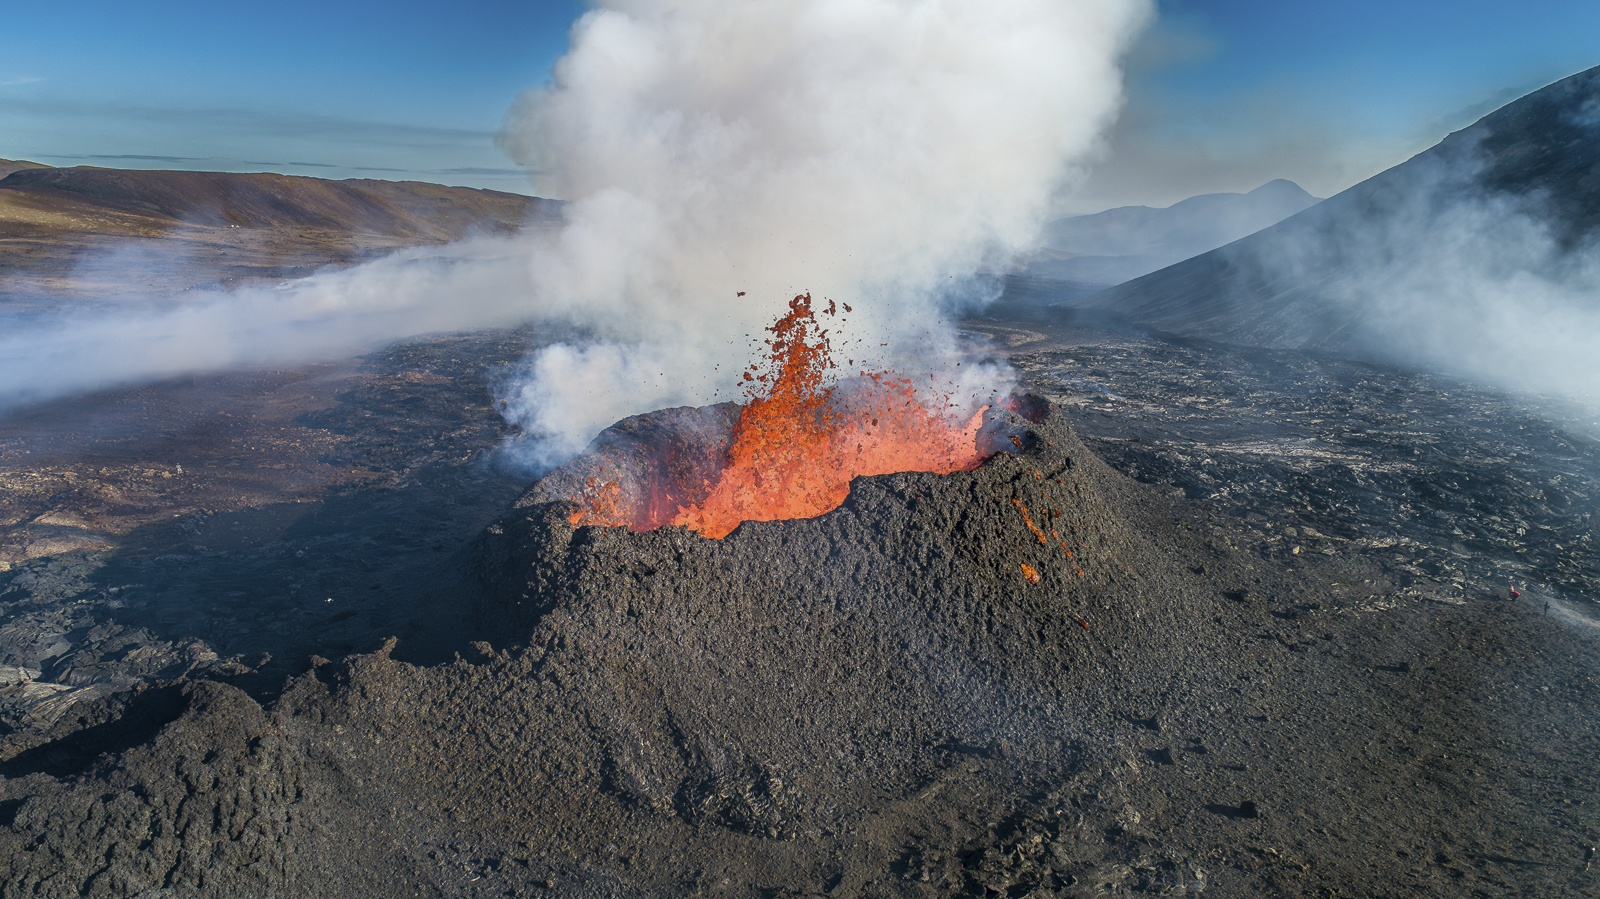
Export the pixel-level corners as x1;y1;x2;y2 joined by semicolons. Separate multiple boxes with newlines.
0;318;1595;898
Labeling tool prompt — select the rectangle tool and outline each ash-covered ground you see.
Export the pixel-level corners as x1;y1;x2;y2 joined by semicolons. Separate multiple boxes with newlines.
970;320;1600;613
0;328;543;718
0;319;1597;898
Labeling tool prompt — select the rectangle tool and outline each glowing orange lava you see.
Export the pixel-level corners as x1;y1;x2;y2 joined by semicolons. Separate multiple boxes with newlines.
672;293;987;537
570;293;991;537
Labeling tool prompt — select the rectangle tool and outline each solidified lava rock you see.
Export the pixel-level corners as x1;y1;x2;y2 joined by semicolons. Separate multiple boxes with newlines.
0;404;1228;896
6;324;1600;897
6;379;1598;897
0;680;408;898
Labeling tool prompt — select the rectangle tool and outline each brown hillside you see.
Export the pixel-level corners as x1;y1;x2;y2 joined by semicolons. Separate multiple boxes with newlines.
0;158;48;180
0;166;563;310
0;167;558;239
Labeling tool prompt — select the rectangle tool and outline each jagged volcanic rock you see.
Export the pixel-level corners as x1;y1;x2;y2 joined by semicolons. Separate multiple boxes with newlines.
0;404;1243;895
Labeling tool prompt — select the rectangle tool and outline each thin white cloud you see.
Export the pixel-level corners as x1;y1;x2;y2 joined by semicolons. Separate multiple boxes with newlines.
0;76;43;87
0;94;494;143
2;94;533;193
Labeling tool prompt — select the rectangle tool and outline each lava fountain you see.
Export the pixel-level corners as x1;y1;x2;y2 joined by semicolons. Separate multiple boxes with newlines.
546;294;1041;539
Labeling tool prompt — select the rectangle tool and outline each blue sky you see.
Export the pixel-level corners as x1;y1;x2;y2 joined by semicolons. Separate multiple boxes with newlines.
0;0;580;192
1080;0;1600;209
3;1;1598;209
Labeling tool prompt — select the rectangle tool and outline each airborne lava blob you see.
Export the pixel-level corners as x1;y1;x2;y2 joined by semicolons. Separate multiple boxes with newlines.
571;294;991;538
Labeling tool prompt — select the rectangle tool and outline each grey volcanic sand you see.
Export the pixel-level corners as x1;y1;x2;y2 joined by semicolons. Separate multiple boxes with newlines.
1;343;1598;897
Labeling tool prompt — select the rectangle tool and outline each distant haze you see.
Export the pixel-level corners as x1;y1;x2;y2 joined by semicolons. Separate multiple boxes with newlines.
1074;64;1600;403
1021;179;1320;287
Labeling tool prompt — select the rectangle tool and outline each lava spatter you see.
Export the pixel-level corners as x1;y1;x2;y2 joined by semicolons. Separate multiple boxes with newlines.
573;293;992;538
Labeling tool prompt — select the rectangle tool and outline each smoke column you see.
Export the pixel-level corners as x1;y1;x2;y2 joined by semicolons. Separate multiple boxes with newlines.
0;0;1152;470
495;0;1151;467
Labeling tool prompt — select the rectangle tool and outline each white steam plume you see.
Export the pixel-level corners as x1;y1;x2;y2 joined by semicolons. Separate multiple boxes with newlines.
496;0;1151;467
0;0;1151;470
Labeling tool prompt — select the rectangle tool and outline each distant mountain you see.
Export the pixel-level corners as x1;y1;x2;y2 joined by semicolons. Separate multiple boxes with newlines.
1065;64;1600;396
0;167;559;241
1021;179;1321;286
986;179;1322;324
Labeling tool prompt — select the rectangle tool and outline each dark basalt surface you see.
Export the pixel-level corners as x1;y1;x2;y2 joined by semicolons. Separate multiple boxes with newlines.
0;322;1597;898
472;406;1192;802
0;328;542;723
970;320;1600;609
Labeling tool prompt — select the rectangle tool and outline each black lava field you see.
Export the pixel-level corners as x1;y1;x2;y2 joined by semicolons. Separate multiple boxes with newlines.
1;320;1597;898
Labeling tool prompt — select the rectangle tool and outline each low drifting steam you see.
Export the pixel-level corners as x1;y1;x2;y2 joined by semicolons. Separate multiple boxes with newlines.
0;239;540;410
1266;140;1600;401
1172;68;1600;408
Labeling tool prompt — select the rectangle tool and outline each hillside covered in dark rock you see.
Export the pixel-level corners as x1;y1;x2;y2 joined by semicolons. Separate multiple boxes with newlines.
0;159;48;181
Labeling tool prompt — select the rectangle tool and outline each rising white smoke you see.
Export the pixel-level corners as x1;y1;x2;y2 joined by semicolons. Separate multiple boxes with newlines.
1329;190;1600;402
1241;131;1600;404
494;0;1152;467
0;0;1152;470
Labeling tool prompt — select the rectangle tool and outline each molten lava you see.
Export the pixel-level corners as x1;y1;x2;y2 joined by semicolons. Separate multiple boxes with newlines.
673;294;988;537
570;293;992;538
